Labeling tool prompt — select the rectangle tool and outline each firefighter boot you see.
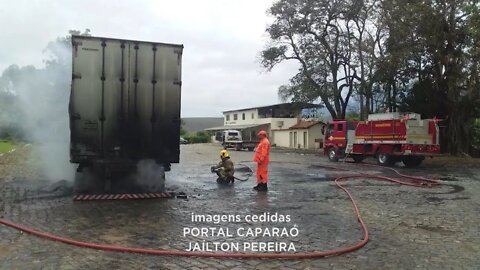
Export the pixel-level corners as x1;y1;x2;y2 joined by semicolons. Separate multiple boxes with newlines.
217;177;227;184
258;183;268;192
253;184;260;191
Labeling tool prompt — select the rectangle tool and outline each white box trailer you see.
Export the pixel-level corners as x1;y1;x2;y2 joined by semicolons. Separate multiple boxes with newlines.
69;35;183;193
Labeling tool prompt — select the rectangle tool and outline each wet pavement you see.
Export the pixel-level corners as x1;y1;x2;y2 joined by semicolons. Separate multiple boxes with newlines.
1;144;479;269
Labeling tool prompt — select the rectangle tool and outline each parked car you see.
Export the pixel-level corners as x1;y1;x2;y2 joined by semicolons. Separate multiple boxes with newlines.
215;130;257;151
180;137;189;144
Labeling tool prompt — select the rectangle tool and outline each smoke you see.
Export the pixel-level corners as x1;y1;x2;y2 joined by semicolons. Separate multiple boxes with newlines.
0;37;75;182
134;160;166;192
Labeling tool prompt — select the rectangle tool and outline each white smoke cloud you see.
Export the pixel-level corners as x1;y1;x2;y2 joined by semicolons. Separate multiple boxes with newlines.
0;37;75;182
135;159;166;192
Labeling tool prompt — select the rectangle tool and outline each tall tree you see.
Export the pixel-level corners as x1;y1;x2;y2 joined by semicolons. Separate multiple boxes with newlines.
350;0;386;118
380;0;480;154
262;0;361;119
262;0;387;120
0;29;91;140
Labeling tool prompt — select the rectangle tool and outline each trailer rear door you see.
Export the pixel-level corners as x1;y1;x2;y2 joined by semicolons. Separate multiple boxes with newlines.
70;36;183;164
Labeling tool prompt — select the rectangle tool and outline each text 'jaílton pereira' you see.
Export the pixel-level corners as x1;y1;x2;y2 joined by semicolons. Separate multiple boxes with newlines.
183;212;299;252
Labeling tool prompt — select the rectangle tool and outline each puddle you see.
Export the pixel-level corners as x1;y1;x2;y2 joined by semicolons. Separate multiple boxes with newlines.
426;197;444;203
415;225;455;234
436;184;465;194
439;175;459;181
426;196;469;203
310;176;333;181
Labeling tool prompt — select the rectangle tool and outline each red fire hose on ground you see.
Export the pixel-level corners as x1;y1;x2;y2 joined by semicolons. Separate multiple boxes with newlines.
0;163;439;259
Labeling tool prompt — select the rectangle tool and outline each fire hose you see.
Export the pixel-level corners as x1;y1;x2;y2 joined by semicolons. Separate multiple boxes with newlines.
0;162;439;259
211;161;253;182
233;162;254;181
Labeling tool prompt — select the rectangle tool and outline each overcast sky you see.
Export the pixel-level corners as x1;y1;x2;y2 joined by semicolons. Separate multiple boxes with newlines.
0;0;300;117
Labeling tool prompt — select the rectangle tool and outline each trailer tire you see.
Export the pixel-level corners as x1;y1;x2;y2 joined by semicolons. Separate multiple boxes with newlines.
247;147;254;151
402;156;424;167
328;148;339;162
133;162;166;192
74;166;104;194
235;144;242;151
352;155;364;163
377;153;395;166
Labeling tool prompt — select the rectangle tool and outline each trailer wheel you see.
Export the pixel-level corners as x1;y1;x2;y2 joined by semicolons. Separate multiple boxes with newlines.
402;156;424;167
377;153;395;166
74;166;104;194
247;147;254;151
235;144;242;151
133;161;166;192
328;148;339;162
352;155;364;163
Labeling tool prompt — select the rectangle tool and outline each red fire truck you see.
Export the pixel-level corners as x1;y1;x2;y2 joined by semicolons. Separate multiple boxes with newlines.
323;112;441;167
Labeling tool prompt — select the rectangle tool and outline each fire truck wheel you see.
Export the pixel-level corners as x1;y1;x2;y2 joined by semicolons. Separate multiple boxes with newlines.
377;153;395;166
328;148;339;162
403;156;424;167
352;155;364;163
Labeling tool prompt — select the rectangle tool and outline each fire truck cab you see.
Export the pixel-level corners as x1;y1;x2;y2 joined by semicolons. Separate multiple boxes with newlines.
323;112;441;167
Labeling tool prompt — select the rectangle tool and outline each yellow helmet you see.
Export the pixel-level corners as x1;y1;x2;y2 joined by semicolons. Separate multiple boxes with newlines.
220;149;230;158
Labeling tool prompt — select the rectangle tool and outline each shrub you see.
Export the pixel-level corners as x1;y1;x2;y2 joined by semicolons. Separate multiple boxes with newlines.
184;131;211;144
180;119;187;136
471;119;480;157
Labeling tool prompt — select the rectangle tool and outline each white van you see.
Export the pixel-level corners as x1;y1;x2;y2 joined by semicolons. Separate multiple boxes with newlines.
215;130;257;151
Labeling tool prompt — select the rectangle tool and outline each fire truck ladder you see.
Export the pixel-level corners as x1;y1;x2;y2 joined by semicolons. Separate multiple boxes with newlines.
343;123;360;162
343;143;354;162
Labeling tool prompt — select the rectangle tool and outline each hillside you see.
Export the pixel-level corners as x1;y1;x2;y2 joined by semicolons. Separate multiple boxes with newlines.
182;117;223;133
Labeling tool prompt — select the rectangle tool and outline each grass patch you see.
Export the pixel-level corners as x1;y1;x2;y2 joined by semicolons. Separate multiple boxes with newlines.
0;140;15;154
184;131;211;144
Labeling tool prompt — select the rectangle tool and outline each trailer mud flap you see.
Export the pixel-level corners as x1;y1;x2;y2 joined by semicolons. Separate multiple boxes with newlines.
73;192;178;201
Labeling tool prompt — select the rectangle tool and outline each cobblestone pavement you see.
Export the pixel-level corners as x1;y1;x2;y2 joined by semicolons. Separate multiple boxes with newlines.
1;144;479;269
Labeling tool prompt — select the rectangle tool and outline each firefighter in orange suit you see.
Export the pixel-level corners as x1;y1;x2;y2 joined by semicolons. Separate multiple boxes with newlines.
253;130;270;191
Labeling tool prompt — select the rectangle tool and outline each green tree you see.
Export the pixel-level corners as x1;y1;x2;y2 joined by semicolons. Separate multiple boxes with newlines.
262;0;385;120
0;29;92;141
262;0;358;119
180;119;187;136
470;118;480;155
184;131;210;143
380;0;480;154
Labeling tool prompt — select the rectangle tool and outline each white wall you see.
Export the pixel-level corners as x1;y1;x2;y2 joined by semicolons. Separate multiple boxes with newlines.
307;124;323;149
272;124;325;149
223;110;298;129
257;118;298;129
224;109;257;125
272;130;291;147
274;130;307;148
272;130;304;148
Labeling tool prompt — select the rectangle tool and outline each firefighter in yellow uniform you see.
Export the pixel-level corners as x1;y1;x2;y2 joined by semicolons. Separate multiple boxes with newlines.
211;150;235;184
